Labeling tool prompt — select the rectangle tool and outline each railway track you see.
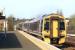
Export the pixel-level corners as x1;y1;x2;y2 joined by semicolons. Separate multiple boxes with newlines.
58;42;75;50
66;36;75;46
61;34;75;50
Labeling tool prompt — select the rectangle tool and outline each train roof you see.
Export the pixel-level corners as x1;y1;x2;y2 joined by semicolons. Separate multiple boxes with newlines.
29;16;43;23
22;16;43;24
29;18;39;23
25;21;30;23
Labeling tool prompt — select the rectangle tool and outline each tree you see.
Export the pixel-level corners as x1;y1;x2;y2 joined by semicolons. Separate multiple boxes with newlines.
7;15;15;31
68;14;75;34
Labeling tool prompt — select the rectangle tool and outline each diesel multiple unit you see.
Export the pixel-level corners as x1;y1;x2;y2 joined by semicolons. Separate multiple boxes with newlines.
17;13;66;45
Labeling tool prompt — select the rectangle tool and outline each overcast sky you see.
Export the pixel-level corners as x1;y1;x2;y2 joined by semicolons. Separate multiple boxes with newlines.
0;0;75;19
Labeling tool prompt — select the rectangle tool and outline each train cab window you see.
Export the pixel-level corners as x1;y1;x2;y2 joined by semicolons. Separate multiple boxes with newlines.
59;22;65;30
44;22;49;30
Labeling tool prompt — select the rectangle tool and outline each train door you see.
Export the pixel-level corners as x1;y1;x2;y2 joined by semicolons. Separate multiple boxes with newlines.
52;20;58;38
50;19;59;44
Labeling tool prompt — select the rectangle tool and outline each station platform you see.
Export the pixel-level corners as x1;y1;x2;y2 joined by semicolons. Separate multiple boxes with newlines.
0;30;60;50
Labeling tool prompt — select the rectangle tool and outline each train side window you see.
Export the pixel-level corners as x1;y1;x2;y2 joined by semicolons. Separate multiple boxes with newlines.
24;24;26;28
44;22;49;30
59;22;65;30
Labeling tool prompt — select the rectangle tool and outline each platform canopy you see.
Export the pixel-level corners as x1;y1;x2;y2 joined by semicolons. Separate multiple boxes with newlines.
0;12;5;19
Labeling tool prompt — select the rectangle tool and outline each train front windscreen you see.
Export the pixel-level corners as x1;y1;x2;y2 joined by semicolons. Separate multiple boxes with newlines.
59;22;65;30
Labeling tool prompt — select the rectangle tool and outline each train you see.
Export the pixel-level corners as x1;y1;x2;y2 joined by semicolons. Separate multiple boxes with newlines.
16;13;66;45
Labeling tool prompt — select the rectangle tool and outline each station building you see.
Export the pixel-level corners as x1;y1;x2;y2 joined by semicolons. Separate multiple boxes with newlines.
0;12;14;31
0;12;6;32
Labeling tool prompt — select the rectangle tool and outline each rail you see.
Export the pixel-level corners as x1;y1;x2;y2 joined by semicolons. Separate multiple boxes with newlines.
67;34;75;37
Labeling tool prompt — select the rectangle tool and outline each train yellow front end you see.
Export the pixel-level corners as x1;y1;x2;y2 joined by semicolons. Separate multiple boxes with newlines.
42;14;66;45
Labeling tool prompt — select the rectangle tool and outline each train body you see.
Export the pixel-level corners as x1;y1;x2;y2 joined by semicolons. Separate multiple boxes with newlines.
17;13;66;45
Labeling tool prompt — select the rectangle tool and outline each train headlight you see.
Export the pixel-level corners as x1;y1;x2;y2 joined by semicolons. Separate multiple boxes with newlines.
60;34;65;38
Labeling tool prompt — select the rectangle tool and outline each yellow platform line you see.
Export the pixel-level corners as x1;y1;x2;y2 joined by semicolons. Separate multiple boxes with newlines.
17;30;60;50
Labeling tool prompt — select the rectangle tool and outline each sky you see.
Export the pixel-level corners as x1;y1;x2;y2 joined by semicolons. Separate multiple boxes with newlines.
0;0;75;19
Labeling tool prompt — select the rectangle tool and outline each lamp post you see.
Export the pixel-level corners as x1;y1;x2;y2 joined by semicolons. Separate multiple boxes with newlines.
4;16;6;39
3;8;7;40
